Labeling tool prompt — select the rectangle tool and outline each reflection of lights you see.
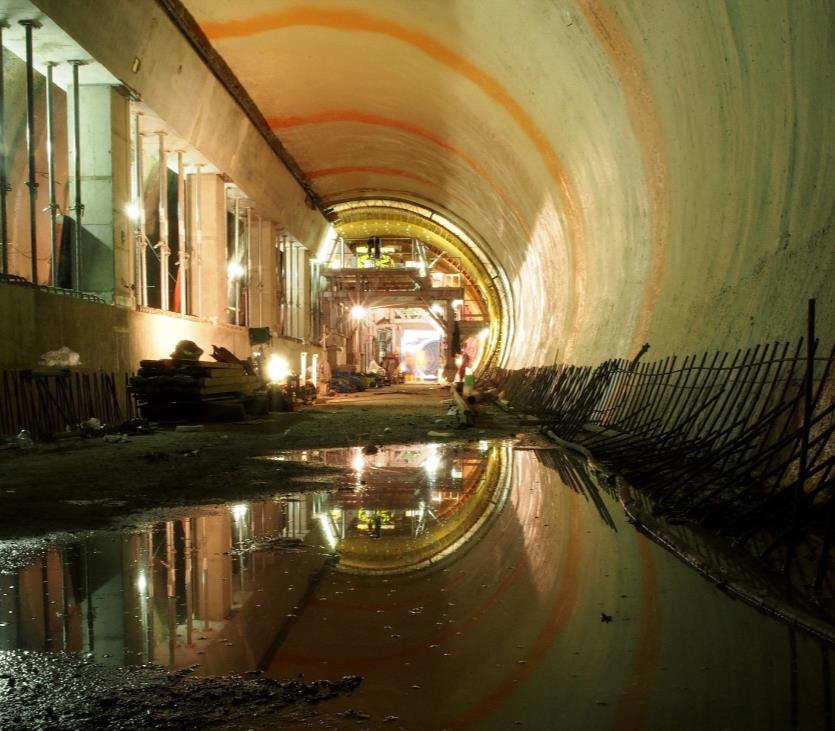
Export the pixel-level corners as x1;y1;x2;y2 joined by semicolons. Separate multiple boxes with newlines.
227;261;245;280
431;491;443;502
451;299;463;308
399;362;408;373
351;305;367;319
423;445;440;478
454;354;463;368
478;327;490;341
231;503;248;521
430;303;444;315
479;440;490;453
317;514;338;550
136;571;147;594
352;448;365;473
451;466;463;479
329;260;341;270
266;355;290;383
127;202;141;221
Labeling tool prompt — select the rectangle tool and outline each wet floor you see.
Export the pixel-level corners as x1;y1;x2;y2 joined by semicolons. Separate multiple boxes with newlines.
1;441;833;730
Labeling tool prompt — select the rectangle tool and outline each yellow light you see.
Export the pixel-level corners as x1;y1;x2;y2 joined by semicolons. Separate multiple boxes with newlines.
231;503;248;521
431;303;444;315
266;355;290;383
451;299;463;308
351;305;367;319
228;261;245;280
126;202;141;222
478;327;490;341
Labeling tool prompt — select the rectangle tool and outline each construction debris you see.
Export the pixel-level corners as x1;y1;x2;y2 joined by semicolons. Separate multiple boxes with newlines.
130;357;261;422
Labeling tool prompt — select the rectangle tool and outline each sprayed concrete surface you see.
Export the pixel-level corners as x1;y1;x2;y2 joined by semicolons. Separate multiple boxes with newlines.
2;441;833;730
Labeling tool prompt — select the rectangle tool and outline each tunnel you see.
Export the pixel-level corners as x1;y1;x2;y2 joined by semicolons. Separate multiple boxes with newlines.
0;1;834;729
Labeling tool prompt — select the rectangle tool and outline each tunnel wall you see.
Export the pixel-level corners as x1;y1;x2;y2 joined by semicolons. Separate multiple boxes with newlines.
481;0;835;367
0;284;320;373
29;0;834;371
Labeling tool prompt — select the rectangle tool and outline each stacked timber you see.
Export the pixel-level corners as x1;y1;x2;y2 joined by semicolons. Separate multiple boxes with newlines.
130;359;261;421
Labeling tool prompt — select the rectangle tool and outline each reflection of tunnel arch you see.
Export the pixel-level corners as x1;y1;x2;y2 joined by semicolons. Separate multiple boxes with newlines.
331;198;513;369
327;443;512;575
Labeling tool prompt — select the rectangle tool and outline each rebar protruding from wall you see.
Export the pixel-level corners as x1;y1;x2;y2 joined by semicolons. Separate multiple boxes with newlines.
0;22;9;275
132;113;147;307
20;20;41;284
156;131;169;310
45;62;59;286
69;60;86;293
176;150;187;315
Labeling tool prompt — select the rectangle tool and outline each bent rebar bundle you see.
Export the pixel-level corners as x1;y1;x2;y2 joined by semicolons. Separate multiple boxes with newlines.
483;302;835;593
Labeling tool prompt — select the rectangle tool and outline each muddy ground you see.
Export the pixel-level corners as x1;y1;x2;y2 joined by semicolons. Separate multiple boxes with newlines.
0;385;524;541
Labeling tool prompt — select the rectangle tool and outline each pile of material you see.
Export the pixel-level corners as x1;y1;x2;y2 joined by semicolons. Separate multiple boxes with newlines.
130;342;261;421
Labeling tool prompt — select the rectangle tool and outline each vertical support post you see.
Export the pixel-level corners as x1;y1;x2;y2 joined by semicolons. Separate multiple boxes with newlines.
156;131;169;310
193;163;203;317
256;214;263;327
233;195;241;325
21;20;41;284
45;62;59;285
279;233;287;336
311;353;318;390
176;150;187;315
300;351;307;385
132;114;147;306
69;60;85;292
245;203;252;327
0;22;9;275
785;298;816;577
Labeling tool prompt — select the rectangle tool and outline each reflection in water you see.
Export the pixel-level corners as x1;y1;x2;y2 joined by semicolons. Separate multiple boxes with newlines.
1;441;833;730
0;442;506;671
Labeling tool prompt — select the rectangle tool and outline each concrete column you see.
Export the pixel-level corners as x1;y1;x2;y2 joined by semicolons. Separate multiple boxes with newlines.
188;172;226;324
257;218;276;330
67;85;131;304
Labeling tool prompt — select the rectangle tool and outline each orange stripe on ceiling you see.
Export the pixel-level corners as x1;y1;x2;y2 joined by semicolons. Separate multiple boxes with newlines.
269;110;531;237
203;6;586;344
612;535;660;731
308;164;433;185
307;165;473;211
577;1;670;355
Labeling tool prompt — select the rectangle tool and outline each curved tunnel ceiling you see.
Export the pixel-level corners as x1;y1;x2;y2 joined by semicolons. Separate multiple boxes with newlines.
182;0;835;367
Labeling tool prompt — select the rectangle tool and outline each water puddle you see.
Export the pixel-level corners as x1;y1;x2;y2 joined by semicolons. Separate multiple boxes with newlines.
1;441;833;729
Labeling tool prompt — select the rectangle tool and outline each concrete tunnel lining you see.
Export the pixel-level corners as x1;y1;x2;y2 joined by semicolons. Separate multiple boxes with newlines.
178;0;833;368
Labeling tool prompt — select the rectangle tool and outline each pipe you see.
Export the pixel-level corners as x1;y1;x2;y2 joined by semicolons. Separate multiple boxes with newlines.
0;22;9;275
21;20;41;284
193;163;203;317
69;60;85;292
45;62;58;286
156;131;169;310
132;113;147;307
176;150;187;315
233;195;240;325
